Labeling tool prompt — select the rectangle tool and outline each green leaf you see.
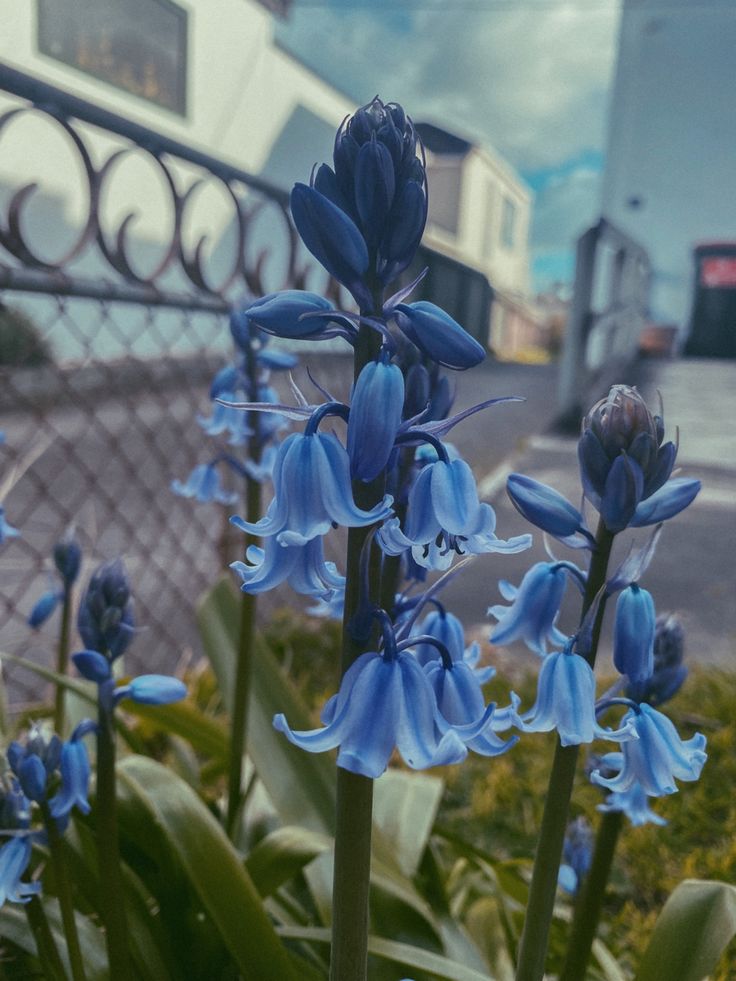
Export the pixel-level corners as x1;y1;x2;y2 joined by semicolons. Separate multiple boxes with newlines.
0;899;109;981
119;754;298;981
126;701;228;765
197;579;336;833
634;878;736;981
245;826;332;898
373;769;444;877
277;925;495;981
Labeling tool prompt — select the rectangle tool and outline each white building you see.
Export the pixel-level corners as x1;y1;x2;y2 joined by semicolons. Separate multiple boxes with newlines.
601;0;736;334
416;122;539;358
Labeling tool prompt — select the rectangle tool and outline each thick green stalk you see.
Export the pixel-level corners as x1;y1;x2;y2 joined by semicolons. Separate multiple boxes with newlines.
514;521;614;981
226;339;263;837
95;705;133;981
559;810;624;981
25;894;68;981
329;308;383;981
40;803;87;981
54;584;73;736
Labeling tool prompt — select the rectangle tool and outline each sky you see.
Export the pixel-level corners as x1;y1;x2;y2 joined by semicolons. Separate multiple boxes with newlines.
275;0;622;293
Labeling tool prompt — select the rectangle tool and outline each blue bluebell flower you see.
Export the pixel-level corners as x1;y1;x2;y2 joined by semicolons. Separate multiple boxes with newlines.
590;703;706;796
0;837;39;906
490;562;581;655
197;390;253;445
77;559;135;660
519;648;636;746
232;538;345;598
242;442;279;484
597;781;667;827
423;658;518;757
347;356;404;481
48;726;92;822
7;725;62;803
244;290;337;340
274;647;470;778
578;385;700;533
0;506;19;545
393;302;485;370
410;608;494;682
231;431;393;546
558;817;593;895
613;584;656;684
505;474;591;546
378;456;530;570
627;613;687;707
171;463;237;505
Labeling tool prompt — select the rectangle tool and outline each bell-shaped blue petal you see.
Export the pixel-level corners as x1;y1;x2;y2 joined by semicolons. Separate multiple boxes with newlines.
591;704;706;796
520;650;636;747
245;289;336;340
18;756;47;804
72;649;112;683
379;458;530;570
290;185;370;307
410;609;495;682
629;477;701;527
394;302;485;370
171;463;238;505
506;474;586;540
347;359;404;481
231;538;345;598
490;562;573;655
596;779;667;827
274;648;468;779
120;675;187;706
28;590;61;629
49;737;91;820
198;391;253;445
613;584;655;683
231;431;393;545
0;837;39;906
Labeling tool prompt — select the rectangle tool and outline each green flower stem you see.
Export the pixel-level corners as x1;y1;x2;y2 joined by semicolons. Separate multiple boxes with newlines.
329;308;384;981
95;705;133;981
514;521;614;981
40;803;87;981
227;340;263;837
54;584;73;736
25;894;68;981
559;810;624;981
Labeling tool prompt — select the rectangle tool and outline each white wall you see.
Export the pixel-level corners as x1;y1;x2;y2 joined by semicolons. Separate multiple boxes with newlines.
601;0;736;328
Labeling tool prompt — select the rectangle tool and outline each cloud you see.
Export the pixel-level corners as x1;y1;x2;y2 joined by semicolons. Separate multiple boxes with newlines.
277;3;620;170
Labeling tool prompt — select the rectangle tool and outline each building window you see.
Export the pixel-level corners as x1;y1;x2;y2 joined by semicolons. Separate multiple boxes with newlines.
501;196;516;249
37;0;188;116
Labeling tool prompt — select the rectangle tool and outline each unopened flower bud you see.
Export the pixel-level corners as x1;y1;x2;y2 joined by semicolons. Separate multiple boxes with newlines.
77;559;135;660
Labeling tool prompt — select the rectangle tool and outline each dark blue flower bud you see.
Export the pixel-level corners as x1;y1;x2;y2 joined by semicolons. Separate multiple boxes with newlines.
0;777;31;830
72;649;113;683
506;474;585;539
245;289;336;340
578;386;695;533
559;816;593;895
290;185;371;308
77;559;135;660
53;535;81;587
379;180;427;282
347;358;404;481
18;756;47;804
394;302;485;370
627;613;687;706
354;139;395;247
613;584;656;683
28;590;61;629
403;363;430;419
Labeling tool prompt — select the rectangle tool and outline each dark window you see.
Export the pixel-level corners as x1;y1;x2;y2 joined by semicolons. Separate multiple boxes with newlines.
37;0;188;115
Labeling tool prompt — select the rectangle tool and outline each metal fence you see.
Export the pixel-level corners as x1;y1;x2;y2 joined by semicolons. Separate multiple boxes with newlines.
0;63;343;709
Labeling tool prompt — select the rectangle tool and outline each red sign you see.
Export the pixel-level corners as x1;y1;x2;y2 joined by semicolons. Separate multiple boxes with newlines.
700;257;736;288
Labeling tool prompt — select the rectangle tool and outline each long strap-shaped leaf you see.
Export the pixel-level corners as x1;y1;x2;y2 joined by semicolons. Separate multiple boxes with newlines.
118;754;299;981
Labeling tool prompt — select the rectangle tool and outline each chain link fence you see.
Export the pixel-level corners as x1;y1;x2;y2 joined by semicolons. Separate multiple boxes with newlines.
0;64;344;710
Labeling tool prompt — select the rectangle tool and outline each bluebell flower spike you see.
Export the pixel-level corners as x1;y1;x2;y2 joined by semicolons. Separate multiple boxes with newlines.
489;561;576;656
